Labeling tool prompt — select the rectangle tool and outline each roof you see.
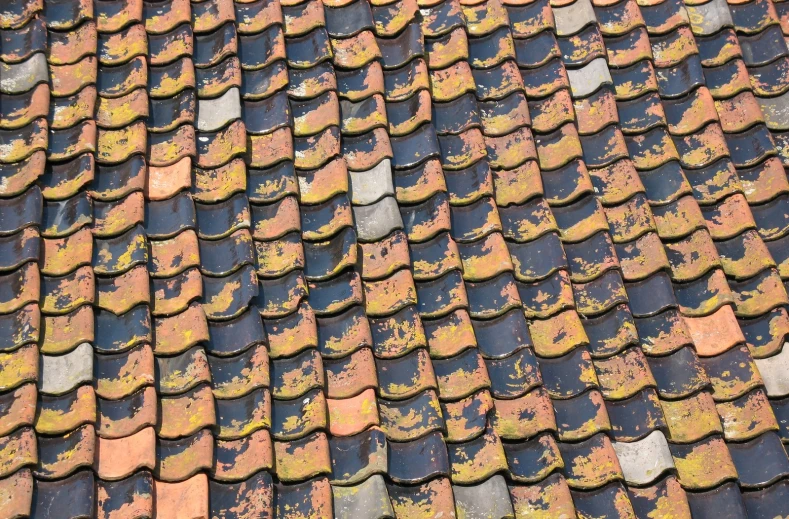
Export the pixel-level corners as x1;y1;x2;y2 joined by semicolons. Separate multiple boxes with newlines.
1;0;789;516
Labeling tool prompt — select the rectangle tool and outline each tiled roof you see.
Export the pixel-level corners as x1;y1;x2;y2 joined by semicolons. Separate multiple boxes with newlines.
2;0;789;516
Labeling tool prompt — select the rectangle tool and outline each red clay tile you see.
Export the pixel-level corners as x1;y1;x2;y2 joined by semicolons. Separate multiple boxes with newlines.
685;305;745;357
97;121;148;165
96;264;150;315
332;30;381;68
274;431;332;482
248;127;294;168
146;157;191;201
574;90;620;135
213;428;273;481
95;427;155;480
95;343;155;400
364;269;418;316
145;0;190;34
0;469;32;519
327;388;380;436
154;474;209;519
41;265;91;315
424;309;477;358
193;158;247;203
35;385;95;435
325;347;378;399
157;385;216;439
448;428;508;483
149;230;201;279
0;383;36;435
50;56;98;97
154;303;209;355
509;474;576;519
39;227;92;277
0;427;36;477
660;390;722;443
672;436;738;490
594;347;656;399
430;61;476;102
389;477;457;518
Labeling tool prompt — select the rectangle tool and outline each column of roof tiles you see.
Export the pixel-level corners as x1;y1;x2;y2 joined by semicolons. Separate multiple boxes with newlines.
676;0;789;434
34;0;98;514
688;0;789;370
145;0;209;517
452;0;596;516
282;0;382;516
546;1;704;516
92;1;158;518
501;0;652;516
183;0;275;517
682;0;789;511
317;1;403;517
252;0;335;516
354;4;455;517
635;0;789;511
587;0;764;514
193;2;283;518
721;0;789;169
0;0;46;515
767;13;789;499
592;0;787;513
683;0;789;354
477;0;640;514
421;1;544;517
595;0;749;507
588;2;724;517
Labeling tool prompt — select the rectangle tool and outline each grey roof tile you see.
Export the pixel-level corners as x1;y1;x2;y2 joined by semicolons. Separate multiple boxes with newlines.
353;196;403;242
39;342;93;395
0;53;48;94
452;474;515;519
567;58;613;98
332;474;395;519
197;87;242;132
758;92;789;130
685;0;734;36
611;430;675;485
754;345;789;397
349;159;395;206
553;0;597;37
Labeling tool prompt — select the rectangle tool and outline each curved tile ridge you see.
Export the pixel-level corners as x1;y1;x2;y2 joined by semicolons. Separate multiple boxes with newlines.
0;53;48;94
611;430;675;485
197;87;242;132
567;58;613;98
685;0;734;36
553;0;597;37
753;345;789;397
